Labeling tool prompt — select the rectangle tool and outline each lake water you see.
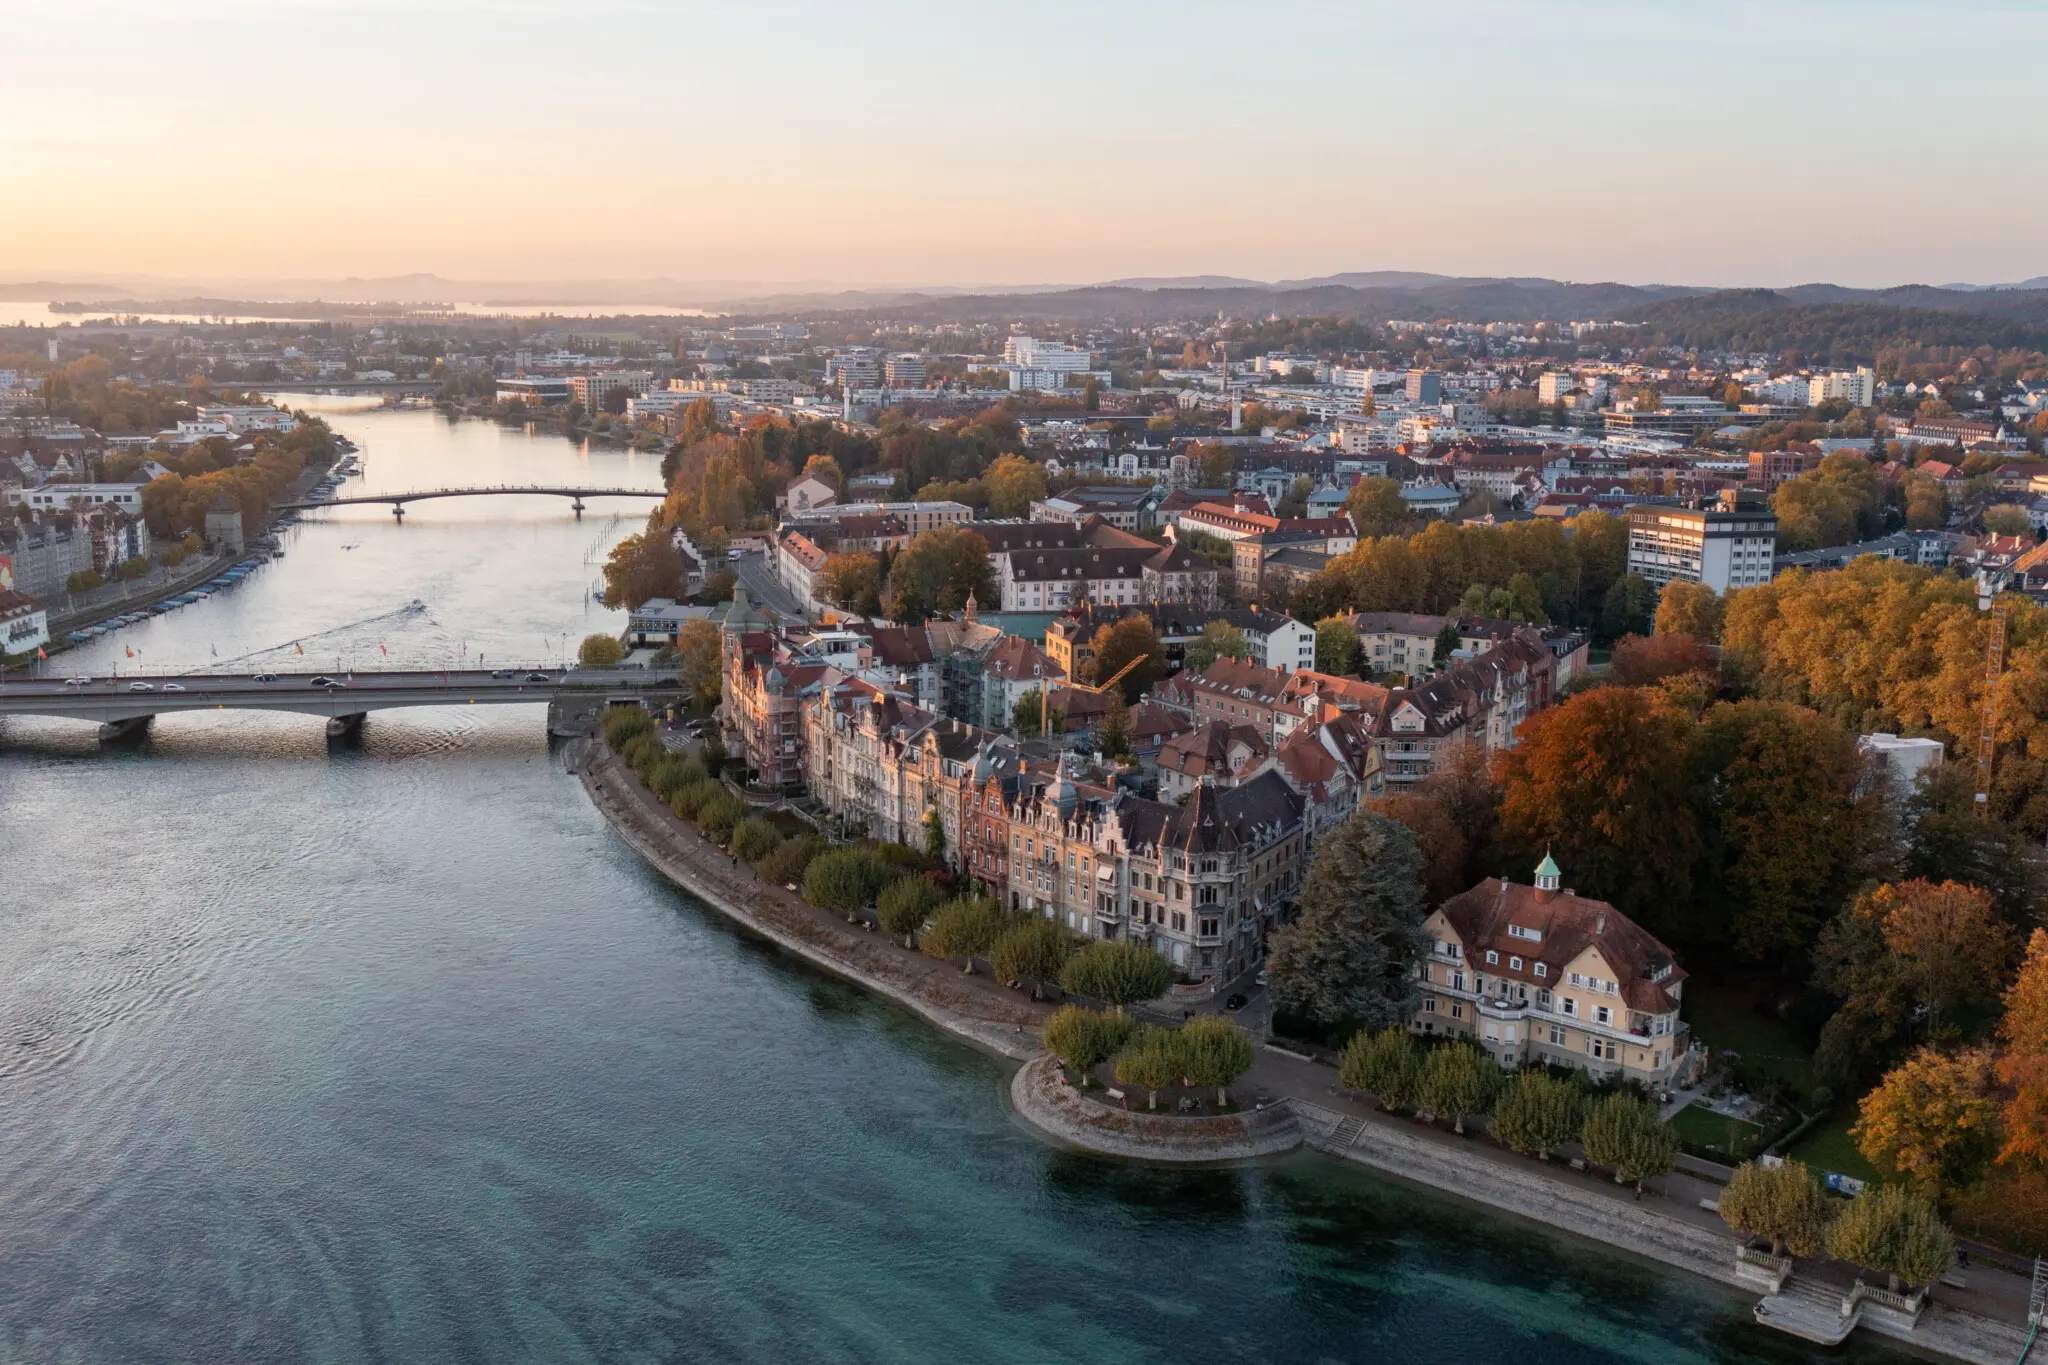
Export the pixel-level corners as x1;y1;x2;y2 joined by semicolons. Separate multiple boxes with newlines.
0;402;1892;1363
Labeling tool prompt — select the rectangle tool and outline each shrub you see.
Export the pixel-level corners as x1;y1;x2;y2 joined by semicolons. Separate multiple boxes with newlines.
697;795;744;843
920;896;1003;962
731;818;782;864
802;848;890;915
602;704;654;750
648;756;696;802
1043;1005;1137;1084
988;919;1073;994
1177;1015;1255;1105
670;777;725;821
619;732;660;777
1489;1070;1585;1160
578;633;625;668
877;876;945;939
1417;1042;1500;1135
1058;940;1175;1009
1339;1027;1419;1111
761;833;826;886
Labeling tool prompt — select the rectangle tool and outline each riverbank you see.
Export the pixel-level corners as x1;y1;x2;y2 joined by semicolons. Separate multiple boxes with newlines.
577;736;2032;1365
578;741;1047;1062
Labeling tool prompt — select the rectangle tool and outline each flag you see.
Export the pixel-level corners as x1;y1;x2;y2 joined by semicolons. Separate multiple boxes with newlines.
379;642;387;656
125;646;134;658
295;642;304;655
36;647;46;660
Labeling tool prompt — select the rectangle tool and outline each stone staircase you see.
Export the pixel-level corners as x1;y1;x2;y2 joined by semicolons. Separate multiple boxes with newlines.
1321;1115;1365;1153
1755;1275;1855;1346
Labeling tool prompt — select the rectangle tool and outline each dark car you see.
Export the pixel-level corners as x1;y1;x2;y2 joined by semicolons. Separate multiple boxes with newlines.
524;672;551;683
1224;993;1248;1011
308;675;336;687
252;673;277;683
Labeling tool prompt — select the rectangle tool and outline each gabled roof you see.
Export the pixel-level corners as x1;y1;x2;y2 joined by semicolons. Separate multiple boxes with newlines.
1436;875;1684;1014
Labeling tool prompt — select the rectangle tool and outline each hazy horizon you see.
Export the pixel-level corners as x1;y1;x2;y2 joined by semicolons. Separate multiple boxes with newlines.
6;0;2047;289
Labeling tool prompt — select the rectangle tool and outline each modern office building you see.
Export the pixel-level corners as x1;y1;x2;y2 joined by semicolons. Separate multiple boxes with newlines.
1626;490;1778;593
1405;370;1442;405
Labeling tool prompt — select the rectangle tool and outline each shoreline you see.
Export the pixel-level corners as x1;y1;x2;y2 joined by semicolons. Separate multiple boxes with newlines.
577;736;2029;1365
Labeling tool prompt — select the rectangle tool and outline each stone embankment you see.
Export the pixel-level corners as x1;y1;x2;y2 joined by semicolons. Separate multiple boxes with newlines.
1010;1055;1300;1163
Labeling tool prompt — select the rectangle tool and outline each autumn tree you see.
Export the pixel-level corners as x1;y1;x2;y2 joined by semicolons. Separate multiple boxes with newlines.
1366;792;1468;906
1086;616;1164;702
818;551;883;615
1416;1041;1499;1134
1772;452;1883;552
675;618;722;704
1997;929;2048;1169
1489;1070;1584;1160
1099;689;1133;758
1581;1093;1678;1190
1852;1046;2000;1197
1416;742;1502;888
1873;880;2018;1030
1344;476;1410;537
885;525;993;623
984;452;1047;518
1826;1185;1955;1292
800;452;844;497
602;529;686;609
1652;580;1723;641
1608;632;1718;688
1183;619;1248;672
1718;1159;1835;1257
1339;1027;1419;1111
1314;617;1361;676
1497;687;1698;931
1266;810;1431;1027
578;633;624;668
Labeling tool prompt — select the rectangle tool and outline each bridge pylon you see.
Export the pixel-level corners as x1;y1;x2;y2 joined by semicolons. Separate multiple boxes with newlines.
572;500;586;519
392;504;406;522
99;715;152;745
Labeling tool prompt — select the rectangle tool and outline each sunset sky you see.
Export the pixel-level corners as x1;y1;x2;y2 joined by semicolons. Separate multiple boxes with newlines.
5;0;2044;290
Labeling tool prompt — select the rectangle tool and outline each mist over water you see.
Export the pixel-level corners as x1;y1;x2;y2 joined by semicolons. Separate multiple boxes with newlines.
0;404;1900;1363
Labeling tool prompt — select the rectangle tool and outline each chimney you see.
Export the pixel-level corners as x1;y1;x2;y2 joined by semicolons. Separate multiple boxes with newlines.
1595;911;1606;935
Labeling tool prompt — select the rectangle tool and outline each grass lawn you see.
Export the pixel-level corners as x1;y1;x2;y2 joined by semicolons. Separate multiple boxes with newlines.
1785;1114;1882;1185
1681;985;1815;1097
1670;1104;1765;1163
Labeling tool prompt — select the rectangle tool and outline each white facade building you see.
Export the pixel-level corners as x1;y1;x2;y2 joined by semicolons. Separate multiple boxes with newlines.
1626;495;1778;593
1809;367;1876;408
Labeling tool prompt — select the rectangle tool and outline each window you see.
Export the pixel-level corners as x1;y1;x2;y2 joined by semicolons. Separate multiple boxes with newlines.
1199;917;1219;937
1509;956;1522;971
1533;962;1547;978
1595;1006;1611;1025
1485;950;1499;965
1548;1024;1566;1046
1450;1003;1463;1020
1424;997;1437;1014
1450;972;1465;992
1561;997;1576;1017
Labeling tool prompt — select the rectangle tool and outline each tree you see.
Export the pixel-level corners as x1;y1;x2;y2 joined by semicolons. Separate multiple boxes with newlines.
1011;690;1064;735
1985;505;2033;537
1266;810;1431;1026
1314;617;1361;676
1580;1093;1678;1189
669;776;726;821
1827;1185;1956;1292
66;568;102;594
1177;1015;1255;1105
818;552;882;615
578;633;625;668
1183;619;1249;673
118;555;149;581
878;876;944;942
1365;793;1467;906
602;529;685;610
1417;743;1502;889
923;809;946;862
984;452;1047;518
675;617;722;704
988;919;1073;996
761;833;825;886
1718;1159;1835;1257
1653;581;1723;641
1059;940;1175;1009
800;452;844;497
802;848;889;916
1087;617;1164;702
1853;1046;2000;1197
1497;687;1698;930
1416;1042;1498;1134
1432;622;1461;667
731;817;783;864
1872;880;2018;1030
679;398;721;446
921;896;1002;961
1609;632;1717;688
1344;477;1410;537
1197;442;1233;487
1042;1005;1136;1083
697;795;744;843
1114;1028;1183;1110
1600;573;1656;641
1339;1027;1419;1111
886;525;993;623
1099;689;1133;758
1997;929;2048;1169
1489;1070;1584;1160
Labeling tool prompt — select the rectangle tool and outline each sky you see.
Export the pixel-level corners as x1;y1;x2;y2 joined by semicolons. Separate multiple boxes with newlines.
4;0;2046;293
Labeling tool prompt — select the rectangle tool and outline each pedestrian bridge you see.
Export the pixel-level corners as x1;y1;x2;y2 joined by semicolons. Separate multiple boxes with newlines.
277;486;667;518
0;667;681;738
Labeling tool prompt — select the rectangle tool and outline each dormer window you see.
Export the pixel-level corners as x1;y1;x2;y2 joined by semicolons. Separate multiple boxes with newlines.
1485;950;1499;965
1509;956;1522;971
1534;962;1547;978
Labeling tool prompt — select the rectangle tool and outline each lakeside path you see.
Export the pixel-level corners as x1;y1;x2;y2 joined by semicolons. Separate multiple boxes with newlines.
578;738;2033;1365
578;742;1049;1062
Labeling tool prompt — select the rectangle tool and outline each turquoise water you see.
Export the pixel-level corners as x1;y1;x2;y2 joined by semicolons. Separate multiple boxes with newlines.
0;404;1886;1362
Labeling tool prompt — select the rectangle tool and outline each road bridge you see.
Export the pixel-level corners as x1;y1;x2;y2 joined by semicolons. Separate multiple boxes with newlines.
277;485;667;519
0;667;682;740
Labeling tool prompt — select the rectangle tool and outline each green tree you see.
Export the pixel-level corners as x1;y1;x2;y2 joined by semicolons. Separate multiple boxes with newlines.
1099;689;1133;758
669;776;725;821
877;875;944;941
920;896;1003;962
923;809;946;862
1114;1028;1184;1110
1059;940;1175;1010
1581;1093;1678;1190
1338;1026;1419;1111
1266;809;1430;1026
1314;617;1361;676
987;919;1073;996
1432;622;1461;666
1183;619;1249;672
1718;1159;1835;1257
578;632;625;668
885;526;993;624
1042;1005;1137;1084
1826;1185;1956;1292
984;452;1048;518
1416;1041;1499;1134
1344;476;1410;537
1177;1015;1256;1105
1011;690;1064;735
731;817;783;864
1600;572;1656;641
1489;1070;1584;1160
697;795;744;843
802;848;890;916
66;568;102;594
761;833;826;886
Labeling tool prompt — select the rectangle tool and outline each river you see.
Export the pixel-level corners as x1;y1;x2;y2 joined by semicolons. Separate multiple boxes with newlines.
0;402;1895;1364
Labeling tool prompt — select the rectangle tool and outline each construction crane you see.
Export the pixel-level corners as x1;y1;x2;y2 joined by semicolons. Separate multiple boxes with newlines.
1039;653;1149;737
1976;595;2012;820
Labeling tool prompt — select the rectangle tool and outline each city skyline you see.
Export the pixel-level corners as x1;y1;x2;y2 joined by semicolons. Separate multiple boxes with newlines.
6;0;2047;289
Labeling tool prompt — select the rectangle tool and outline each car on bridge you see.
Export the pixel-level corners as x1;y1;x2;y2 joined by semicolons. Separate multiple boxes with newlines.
252;673;277;683
128;682;153;692
65;677;93;687
490;669;513;679
308;675;341;687
524;672;552;683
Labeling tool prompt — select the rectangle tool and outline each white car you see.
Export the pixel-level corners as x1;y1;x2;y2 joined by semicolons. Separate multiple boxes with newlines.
127;682;154;692
162;683;185;692
64;677;93;687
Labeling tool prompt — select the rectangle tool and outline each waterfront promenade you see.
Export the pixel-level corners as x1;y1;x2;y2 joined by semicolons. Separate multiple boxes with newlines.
581;737;2035;1365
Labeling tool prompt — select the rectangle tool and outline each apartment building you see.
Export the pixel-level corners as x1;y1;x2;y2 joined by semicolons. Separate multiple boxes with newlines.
773;525;830;610
566;371;653;410
1416;855;1694;1086
1626;491;1778;593
1808;367;1876;408
1157;721;1270;800
1747;445;1823;490
884;354;927;387
1210;608;1317;671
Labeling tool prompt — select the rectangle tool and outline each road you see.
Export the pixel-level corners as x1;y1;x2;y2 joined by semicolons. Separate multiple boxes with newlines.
731;550;808;623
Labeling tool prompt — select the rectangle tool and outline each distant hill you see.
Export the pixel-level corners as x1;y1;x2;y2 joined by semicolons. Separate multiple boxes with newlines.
0;281;134;301
1612;288;2048;359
